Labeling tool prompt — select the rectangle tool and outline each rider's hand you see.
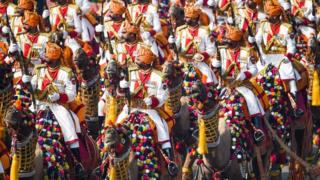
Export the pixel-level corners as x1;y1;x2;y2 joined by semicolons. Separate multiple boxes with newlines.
2;26;9;34
207;0;216;7
4;56;14;64
168;35;176;44
248;36;255;43
236;72;246;81
193;53;204;62
119;80;129;89
42;9;50;19
141;31;152;42
22;74;32;83
48;93;60;102
9;43;19;53
307;14;316;22
95;24;104;33
144;97;152;106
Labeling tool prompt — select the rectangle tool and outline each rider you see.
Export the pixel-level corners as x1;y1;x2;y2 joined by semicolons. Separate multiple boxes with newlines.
21;42;84;174
127;0;162;41
117;45;179;176
211;26;267;144
255;0;304;118
10;0;35;36
8;11;49;85
169;5;218;86
49;0;82;38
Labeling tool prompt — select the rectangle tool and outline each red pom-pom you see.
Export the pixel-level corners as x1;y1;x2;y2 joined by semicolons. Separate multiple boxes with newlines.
270;153;277;164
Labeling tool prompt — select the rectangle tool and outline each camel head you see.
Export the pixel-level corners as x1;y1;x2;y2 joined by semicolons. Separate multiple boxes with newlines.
169;5;185;29
105;60;120;85
49;31;65;48
4;106;23;132
3;105;33;141
74;49;99;81
103;126;130;157
162;61;184;88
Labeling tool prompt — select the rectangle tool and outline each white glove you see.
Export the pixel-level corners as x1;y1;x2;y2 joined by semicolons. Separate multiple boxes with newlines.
168;35;175;44
119;80;129;89
144;97;152;106
308;14;316;22
304;9;312;17
4;56;14;64
236;72;246;81
194;0;203;6
211;59;221;68
227;17;234;24
62;30;68;39
42;9;50;19
95;24;104;33
282;2;290;11
9;43;19;53
207;0;215;7
22;74;31;83
48;93;60;102
193;53;204;62
141;31;151;41
248;36;255;43
2;26;9;34
209;22;215;31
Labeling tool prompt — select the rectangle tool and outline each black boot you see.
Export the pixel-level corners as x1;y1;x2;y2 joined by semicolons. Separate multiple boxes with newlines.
252;117;265;145
70;148;85;177
291;94;304;119
98;116;105;128
163;148;179;176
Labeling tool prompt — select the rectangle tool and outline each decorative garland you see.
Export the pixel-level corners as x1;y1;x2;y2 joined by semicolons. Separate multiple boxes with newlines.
219;89;253;161
255;64;291;140
255;64;291;166
36;112;69;179
14;86;35;127
126;113;160;179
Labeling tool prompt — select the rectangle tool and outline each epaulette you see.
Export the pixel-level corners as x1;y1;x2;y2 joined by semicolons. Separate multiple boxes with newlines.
176;25;188;32
282;23;293;32
49;4;59;9
8;3;16;8
68;4;79;9
68;4;81;14
200;25;209;31
218;45;227;50
240;46;251;52
34;64;46;76
128;64;139;72
152;69;164;78
35;64;46;70
40;33;51;37
60;66;72;77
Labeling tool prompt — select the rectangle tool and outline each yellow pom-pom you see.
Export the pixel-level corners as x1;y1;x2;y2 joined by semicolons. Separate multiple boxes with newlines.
197;119;208;155
109;166;116;180
10;154;20;180
105;96;117;127
312;70;320;106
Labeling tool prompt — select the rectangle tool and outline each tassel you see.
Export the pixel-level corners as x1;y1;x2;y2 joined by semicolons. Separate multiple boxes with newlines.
10;154;20;180
197;119;208;155
105;96;117;127
109;166;116;180
14;100;22;111
312;70;320;106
